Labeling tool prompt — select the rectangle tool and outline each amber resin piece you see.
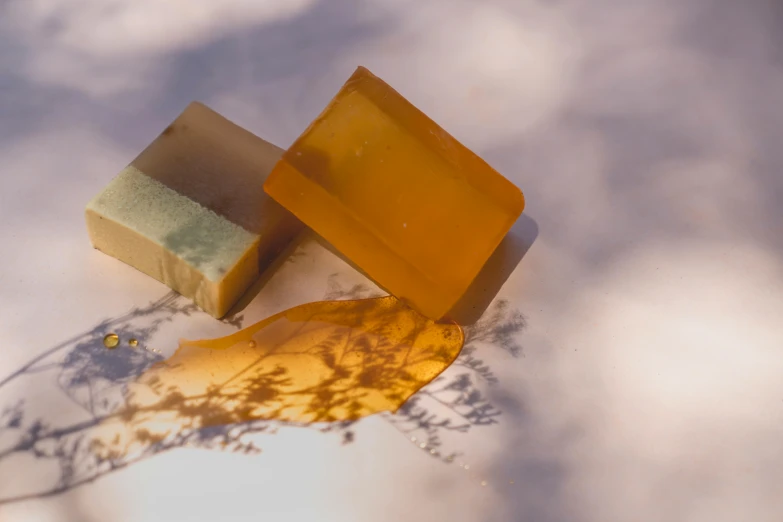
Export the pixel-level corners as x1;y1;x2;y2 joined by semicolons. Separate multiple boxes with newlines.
264;67;525;319
88;296;464;455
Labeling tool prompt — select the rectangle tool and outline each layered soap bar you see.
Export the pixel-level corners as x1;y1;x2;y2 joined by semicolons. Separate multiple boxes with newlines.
86;102;301;318
264;66;524;319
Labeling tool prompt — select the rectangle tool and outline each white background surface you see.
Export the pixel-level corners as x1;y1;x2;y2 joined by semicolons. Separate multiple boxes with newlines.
2;0;783;520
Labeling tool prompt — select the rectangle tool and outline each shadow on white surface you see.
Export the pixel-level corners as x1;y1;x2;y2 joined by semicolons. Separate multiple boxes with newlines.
0;277;526;507
0;0;384;152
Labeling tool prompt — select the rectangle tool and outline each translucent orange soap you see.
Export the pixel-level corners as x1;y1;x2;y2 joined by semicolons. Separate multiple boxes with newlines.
264;66;525;319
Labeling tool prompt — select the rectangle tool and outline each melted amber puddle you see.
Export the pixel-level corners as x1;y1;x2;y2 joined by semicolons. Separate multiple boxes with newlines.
92;296;463;454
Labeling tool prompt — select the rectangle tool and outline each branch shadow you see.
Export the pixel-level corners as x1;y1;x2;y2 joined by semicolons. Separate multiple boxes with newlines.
0;276;526;505
383;295;527;461
317;275;528;461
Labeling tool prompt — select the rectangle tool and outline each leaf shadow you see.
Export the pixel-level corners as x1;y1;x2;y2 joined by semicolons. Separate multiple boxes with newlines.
0;277;526;504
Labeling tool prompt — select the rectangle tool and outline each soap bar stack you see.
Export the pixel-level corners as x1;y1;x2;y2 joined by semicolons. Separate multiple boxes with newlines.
86;68;524;319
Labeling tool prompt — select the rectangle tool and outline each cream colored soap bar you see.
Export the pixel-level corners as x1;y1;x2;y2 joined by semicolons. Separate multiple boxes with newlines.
86;102;301;318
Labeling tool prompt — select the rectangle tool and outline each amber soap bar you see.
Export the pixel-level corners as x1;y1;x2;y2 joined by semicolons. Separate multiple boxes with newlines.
86;102;301;318
264;66;524;319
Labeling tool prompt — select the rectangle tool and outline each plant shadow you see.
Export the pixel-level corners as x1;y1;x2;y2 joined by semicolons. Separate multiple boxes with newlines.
0;276;526;505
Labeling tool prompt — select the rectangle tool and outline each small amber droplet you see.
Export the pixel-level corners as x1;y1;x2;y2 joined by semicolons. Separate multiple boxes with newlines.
103;333;120;349
128;338;139;347
481;481;487;487
410;436;417;442
419;442;426;449
248;340;257;348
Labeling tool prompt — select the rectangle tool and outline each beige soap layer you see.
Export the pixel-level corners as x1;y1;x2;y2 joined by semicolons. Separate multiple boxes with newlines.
87;166;261;317
86;102;301;318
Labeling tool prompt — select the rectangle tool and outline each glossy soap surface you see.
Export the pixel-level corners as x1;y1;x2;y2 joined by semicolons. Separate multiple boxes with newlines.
264;67;525;319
